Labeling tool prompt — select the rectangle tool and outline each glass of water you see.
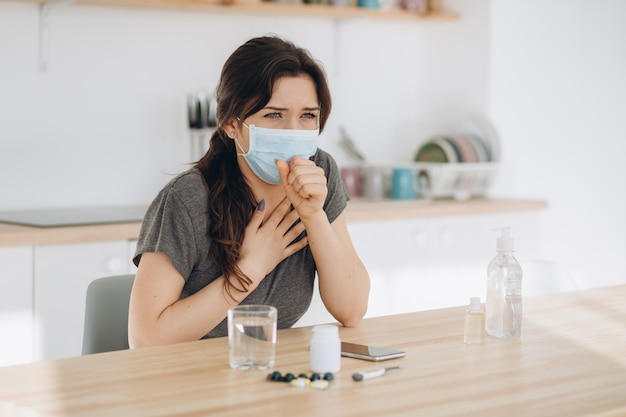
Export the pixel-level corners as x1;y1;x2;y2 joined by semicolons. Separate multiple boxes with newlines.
227;305;277;370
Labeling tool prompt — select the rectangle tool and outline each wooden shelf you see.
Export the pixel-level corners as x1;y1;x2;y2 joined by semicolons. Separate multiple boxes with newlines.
7;0;457;70
12;0;459;21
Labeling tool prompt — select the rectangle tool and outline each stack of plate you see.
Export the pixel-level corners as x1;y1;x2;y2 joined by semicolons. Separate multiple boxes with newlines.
412;120;500;200
414;134;494;164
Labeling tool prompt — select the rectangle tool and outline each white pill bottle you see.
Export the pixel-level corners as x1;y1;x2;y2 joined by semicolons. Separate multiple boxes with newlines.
309;324;341;373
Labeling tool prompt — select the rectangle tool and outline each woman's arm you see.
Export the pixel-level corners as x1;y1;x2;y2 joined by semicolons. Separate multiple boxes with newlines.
302;211;370;327
128;197;309;348
277;157;370;327
129;252;243;348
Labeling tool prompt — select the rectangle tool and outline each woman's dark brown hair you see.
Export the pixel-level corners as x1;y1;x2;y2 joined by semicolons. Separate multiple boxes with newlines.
195;35;332;299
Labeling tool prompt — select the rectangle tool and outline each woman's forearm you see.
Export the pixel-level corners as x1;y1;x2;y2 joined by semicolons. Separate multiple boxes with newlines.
128;253;256;348
301;212;370;327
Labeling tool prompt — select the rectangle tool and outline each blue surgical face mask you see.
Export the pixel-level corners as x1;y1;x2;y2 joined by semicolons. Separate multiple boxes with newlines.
235;123;319;184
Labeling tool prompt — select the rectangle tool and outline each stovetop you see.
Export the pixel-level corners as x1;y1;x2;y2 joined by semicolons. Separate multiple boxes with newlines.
0;206;147;228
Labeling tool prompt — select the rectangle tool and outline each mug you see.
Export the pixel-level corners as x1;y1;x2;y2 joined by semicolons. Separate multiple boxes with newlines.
340;166;363;197
391;168;416;200
363;167;387;200
357;0;380;8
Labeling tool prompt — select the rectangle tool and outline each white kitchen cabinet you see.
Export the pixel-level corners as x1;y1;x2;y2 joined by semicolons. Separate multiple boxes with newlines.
128;239;138;267
295;210;542;327
0;246;34;367
350;211;542;317
33;240;137;361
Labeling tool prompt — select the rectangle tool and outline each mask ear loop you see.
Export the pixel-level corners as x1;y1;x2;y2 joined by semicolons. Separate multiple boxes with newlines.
236;117;250;130
234;138;247;156
232;117;250;156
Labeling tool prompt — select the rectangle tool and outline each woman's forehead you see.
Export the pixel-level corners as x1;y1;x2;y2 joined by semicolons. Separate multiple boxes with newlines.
268;75;319;108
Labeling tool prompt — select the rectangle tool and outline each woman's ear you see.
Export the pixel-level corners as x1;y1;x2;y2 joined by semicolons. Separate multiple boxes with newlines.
222;118;238;139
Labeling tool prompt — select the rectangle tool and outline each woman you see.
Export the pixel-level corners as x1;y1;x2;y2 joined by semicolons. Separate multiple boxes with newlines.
128;35;370;348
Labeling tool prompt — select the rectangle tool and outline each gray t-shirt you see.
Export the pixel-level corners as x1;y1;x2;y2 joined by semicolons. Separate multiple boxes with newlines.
134;149;348;338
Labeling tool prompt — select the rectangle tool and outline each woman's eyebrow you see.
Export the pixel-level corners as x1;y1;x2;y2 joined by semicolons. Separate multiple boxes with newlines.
262;106;320;111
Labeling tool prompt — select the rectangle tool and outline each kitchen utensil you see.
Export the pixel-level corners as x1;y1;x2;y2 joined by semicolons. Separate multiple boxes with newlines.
187;89;217;161
338;126;366;162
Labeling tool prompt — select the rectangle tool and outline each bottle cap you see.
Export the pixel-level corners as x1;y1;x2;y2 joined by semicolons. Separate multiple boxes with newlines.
312;324;339;339
469;297;481;312
493;227;514;252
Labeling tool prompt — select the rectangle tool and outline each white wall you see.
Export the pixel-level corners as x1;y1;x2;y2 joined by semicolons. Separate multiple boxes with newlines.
488;0;626;288
1;0;624;290
0;0;487;210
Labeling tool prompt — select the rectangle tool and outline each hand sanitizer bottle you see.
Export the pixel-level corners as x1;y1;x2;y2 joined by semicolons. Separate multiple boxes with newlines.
464;297;485;344
485;227;523;339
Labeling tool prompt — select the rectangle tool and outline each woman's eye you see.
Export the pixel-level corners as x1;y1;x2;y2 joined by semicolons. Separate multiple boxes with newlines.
302;112;318;119
264;112;282;119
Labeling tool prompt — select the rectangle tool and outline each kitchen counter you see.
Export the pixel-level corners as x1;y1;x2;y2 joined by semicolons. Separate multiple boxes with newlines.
0;198;547;247
345;197;547;222
0;221;142;247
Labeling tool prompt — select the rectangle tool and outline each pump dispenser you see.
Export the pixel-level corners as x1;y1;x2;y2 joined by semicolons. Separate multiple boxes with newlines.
485;227;523;339
495;226;514;252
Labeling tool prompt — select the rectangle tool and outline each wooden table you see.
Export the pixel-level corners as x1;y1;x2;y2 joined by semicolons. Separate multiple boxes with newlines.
1;285;625;417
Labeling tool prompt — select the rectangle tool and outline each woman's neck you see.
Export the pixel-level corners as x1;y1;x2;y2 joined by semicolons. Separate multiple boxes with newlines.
238;161;286;210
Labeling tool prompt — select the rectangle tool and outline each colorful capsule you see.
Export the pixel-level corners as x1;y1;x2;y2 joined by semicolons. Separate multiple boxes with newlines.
290;377;311;388
310;380;329;390
267;371;334;387
267;371;282;381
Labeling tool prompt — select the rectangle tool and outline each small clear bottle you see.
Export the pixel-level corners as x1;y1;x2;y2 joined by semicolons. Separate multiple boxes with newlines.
485;227;523;339
309;325;341;373
464;297;485;344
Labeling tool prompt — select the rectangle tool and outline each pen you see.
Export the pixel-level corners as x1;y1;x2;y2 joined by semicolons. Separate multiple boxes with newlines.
352;366;400;381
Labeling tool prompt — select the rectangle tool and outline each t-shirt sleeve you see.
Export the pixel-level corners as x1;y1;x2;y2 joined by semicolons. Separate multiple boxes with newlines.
316;149;349;224
133;183;199;280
